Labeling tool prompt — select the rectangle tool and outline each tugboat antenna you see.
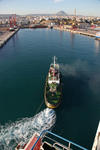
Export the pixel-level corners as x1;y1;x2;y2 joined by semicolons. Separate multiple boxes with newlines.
54;56;56;68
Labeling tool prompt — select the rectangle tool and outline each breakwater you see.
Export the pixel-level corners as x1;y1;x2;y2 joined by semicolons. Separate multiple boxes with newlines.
54;27;96;38
0;28;19;48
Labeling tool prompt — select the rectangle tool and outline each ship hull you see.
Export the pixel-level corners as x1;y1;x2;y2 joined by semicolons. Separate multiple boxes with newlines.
44;76;62;109
96;36;100;40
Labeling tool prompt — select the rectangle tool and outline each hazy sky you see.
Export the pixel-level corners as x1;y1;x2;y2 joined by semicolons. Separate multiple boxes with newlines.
0;0;100;16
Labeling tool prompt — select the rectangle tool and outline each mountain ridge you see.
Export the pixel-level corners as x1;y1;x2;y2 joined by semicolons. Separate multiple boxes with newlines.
0;11;68;17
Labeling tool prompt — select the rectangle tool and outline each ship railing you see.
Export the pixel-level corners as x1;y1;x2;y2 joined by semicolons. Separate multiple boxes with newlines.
53;142;72;150
31;130;88;150
43;135;72;150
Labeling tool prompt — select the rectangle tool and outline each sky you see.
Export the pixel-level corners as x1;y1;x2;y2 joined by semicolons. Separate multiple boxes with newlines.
0;0;100;16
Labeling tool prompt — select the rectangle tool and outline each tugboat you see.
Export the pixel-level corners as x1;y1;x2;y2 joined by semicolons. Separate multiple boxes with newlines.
44;56;61;109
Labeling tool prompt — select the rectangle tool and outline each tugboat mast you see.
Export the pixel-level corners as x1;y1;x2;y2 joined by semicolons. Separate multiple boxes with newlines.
54;56;56;68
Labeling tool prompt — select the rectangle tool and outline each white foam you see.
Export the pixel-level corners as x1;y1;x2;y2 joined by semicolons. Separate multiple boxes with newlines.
0;108;56;150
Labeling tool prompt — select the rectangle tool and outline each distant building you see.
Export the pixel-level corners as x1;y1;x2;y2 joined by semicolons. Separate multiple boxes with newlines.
94;26;100;31
78;23;90;29
63;25;72;29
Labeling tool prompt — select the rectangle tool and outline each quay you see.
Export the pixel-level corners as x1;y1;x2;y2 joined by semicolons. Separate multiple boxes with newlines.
54;27;96;38
0;28;19;48
0;26;98;49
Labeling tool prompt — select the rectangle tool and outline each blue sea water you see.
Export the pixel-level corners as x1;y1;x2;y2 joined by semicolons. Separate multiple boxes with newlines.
0;29;100;149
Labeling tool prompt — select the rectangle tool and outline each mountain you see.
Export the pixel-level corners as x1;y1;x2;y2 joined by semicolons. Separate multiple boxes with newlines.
56;11;67;16
0;14;20;18
0;11;68;18
25;14;54;16
23;11;68;17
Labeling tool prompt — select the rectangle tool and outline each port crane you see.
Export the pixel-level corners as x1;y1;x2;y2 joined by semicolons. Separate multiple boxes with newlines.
9;14;17;31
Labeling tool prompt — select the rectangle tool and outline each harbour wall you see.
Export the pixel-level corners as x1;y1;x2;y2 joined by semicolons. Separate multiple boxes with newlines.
54;27;96;38
0;28;19;48
0;27;98;49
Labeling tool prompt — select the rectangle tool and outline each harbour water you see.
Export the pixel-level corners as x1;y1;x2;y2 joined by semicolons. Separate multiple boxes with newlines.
0;29;100;149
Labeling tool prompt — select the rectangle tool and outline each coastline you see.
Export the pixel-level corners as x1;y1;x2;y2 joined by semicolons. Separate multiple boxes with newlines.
54;26;97;38
0;28;19;48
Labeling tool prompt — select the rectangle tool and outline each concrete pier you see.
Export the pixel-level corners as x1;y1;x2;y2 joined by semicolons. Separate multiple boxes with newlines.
54;27;96;38
0;28;19;48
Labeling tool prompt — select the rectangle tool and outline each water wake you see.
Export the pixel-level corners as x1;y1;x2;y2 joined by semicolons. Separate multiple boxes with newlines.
0;108;56;150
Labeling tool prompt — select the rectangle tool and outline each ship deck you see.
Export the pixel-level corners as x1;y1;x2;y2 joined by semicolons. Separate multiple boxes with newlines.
44;79;61;108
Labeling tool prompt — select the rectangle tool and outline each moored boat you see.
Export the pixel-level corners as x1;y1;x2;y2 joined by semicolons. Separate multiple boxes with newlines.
44;56;61;109
9;27;15;31
95;32;100;40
